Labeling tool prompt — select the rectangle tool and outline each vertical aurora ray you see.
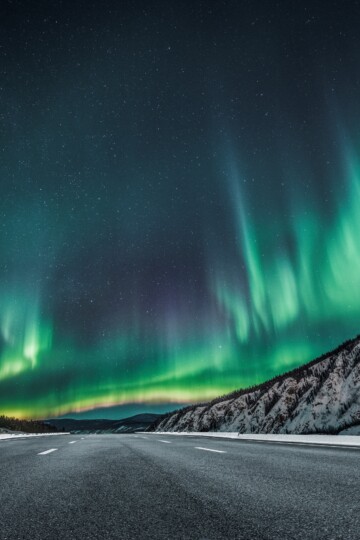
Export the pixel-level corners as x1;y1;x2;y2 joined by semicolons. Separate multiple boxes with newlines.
0;292;52;381
322;157;360;315
210;143;360;382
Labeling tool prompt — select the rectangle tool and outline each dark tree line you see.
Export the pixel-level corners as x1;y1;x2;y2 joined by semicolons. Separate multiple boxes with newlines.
0;415;58;433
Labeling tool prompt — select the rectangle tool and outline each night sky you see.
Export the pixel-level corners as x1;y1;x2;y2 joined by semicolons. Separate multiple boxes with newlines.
2;0;360;419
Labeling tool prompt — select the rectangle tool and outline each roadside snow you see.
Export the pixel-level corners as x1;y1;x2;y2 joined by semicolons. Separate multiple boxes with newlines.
148;432;360;447
0;432;70;441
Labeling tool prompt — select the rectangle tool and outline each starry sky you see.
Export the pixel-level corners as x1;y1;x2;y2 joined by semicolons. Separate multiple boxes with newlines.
2;0;360;419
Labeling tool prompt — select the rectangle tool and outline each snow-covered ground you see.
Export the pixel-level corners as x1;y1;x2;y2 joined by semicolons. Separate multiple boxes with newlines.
0;432;69;441
150;432;360;447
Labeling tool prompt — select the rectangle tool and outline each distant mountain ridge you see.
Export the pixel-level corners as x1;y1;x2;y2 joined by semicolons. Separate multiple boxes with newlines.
149;336;360;434
49;413;161;433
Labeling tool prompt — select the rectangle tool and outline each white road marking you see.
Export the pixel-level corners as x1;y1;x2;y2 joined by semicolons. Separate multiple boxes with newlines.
38;448;58;455
195;446;227;454
157;439;171;444
69;441;77;444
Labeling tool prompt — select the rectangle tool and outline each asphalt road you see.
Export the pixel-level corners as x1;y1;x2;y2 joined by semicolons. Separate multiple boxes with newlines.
1;433;359;540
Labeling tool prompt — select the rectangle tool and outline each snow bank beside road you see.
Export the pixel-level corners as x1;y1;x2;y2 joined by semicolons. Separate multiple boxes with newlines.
149;432;360;447
0;432;70;441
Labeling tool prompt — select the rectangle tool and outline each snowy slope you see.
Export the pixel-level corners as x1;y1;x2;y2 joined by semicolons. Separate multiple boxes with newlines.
152;336;360;434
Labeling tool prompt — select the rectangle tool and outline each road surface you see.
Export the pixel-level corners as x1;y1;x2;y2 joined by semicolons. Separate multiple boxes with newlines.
1;433;359;539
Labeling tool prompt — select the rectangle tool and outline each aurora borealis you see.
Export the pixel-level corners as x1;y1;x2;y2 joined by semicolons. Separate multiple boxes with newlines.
2;1;360;419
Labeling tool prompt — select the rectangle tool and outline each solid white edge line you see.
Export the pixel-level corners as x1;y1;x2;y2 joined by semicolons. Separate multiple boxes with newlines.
234;439;360;450
195;446;226;454
38;448;58;455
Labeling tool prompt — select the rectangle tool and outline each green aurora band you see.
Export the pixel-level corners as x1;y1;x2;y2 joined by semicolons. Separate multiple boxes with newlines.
1;149;360;419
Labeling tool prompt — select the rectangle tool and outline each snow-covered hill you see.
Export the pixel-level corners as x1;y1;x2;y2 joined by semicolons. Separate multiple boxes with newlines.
151;336;360;434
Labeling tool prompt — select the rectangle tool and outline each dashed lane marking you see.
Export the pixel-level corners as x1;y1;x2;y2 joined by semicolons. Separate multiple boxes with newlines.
38;448;58;455
195;446;227;454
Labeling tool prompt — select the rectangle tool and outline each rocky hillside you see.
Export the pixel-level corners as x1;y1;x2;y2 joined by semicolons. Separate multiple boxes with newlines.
150;336;360;434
